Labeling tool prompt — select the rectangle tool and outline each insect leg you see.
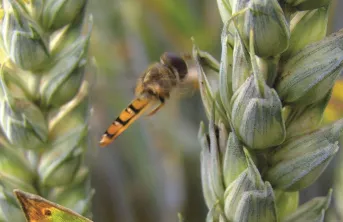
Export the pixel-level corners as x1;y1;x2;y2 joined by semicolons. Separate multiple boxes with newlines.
147;97;165;116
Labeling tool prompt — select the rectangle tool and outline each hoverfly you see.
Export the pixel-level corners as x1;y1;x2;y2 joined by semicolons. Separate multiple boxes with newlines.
99;52;192;147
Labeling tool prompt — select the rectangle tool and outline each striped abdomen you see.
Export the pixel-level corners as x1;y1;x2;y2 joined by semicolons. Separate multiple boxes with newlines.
99;98;150;147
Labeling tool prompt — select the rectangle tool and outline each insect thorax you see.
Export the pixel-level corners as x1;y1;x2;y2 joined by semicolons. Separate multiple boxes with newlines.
135;52;189;100
160;52;188;80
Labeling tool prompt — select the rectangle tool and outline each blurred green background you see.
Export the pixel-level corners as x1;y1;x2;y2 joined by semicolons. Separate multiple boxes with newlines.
87;0;343;221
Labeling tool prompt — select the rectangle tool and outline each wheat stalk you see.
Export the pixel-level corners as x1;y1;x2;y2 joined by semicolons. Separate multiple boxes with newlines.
0;0;93;221
195;0;341;221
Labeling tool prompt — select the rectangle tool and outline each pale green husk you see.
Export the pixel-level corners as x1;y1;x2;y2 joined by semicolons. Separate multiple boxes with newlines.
197;0;340;221
0;0;93;221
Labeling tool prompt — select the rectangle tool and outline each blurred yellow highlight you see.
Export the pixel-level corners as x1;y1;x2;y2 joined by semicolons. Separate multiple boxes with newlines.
325;80;343;122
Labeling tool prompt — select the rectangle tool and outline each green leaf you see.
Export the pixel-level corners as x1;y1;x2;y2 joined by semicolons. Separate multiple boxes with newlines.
14;189;92;222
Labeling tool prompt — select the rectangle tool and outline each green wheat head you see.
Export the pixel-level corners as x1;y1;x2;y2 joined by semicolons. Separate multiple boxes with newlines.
0;0;93;221
195;0;341;221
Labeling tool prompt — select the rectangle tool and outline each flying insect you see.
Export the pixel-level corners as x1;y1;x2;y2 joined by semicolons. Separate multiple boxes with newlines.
99;52;191;147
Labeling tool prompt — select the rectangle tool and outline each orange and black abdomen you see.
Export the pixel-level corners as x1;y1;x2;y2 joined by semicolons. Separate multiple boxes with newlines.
99;98;150;146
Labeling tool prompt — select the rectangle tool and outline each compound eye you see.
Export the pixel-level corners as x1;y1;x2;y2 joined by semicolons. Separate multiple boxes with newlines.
160;52;188;79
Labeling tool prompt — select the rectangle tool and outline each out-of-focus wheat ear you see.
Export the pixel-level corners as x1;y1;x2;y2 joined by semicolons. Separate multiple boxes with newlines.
0;0;93;221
